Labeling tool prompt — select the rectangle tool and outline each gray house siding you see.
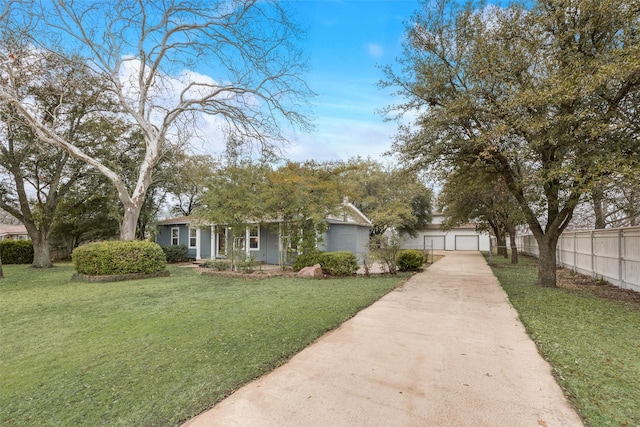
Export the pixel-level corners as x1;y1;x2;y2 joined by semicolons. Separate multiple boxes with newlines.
200;227;212;259
156;222;198;258
262;227;280;265
156;201;372;264
245;226;278;264
157;223;281;262
324;223;370;263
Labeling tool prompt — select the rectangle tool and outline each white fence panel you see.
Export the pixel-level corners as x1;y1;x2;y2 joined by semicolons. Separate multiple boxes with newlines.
516;226;640;293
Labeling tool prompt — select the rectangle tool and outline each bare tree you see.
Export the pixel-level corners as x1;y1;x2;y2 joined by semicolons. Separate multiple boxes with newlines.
0;0;313;240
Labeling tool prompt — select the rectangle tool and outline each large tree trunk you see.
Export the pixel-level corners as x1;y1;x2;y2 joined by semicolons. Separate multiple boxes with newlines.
592;185;606;229
0;252;4;279
31;230;53;268
489;222;508;258
120;205;142;241
508;228;518;264
496;233;508;258
536;235;558;288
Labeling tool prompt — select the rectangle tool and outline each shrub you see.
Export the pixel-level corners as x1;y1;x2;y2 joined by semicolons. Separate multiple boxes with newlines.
72;241;167;276
0;240;34;264
213;261;230;271
292;250;323;271
318;251;358;276
397;249;425;272
369;233;402;274
161;244;189;263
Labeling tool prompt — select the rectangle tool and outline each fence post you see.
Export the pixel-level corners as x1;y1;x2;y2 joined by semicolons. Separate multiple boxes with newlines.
591;230;595;278
431;241;434;264
619;228;623;288
573;232;577;272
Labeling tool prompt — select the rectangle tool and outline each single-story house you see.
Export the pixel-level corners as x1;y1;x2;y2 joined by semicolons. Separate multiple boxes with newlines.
156;202;372;264
0;224;30;241
400;213;491;251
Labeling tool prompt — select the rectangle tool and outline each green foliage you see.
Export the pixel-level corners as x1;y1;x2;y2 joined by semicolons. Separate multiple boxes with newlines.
0;240;34;264
335;157;434;237
293;250;358;276
318;251;358;276
292;250;323;271
161;244;189;263
212;260;230;271
72;241;167;275
382;0;640;286
369;233;403;274
396;249;425;272
0;264;405;426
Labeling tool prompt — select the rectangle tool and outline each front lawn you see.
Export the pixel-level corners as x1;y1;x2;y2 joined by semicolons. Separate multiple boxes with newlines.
487;254;640;426
0;264;408;426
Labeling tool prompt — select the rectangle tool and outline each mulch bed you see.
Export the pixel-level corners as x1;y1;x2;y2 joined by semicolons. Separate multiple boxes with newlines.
556;268;640;308
197;267;297;280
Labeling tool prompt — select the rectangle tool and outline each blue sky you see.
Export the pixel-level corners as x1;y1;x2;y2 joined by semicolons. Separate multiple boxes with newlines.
285;0;421;162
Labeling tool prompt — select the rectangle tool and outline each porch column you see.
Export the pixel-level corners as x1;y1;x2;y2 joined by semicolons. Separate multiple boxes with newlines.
196;228;201;260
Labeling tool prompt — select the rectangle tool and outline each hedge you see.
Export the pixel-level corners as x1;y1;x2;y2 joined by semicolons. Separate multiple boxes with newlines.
0;240;34;264
72;241;167;276
397;249;425;272
292;250;323;271
161;244;189;263
293;250;358;276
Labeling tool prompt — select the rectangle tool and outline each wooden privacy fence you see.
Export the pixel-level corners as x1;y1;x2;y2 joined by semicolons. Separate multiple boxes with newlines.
516;226;640;293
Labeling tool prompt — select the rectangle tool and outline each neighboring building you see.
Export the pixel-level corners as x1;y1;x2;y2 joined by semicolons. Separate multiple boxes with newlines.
155;202;372;264
400;213;490;251
0;224;30;241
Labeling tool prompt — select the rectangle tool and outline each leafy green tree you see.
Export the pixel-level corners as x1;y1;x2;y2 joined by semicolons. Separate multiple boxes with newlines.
199;159;342;269
263;161;343;266
336;157;433;237
198;159;269;270
382;0;640;287
49;178;121;256
439;167;526;264
166;154;217;217
0;46;116;267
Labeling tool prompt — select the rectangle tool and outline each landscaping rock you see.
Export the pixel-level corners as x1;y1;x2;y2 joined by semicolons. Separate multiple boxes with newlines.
296;264;323;279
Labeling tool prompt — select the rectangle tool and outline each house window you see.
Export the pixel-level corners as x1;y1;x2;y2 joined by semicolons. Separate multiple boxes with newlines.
248;225;259;250
189;228;197;248
171;227;179;246
17;235;29;241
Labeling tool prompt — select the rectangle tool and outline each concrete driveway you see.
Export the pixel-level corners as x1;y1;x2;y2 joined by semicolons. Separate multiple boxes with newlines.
182;251;583;427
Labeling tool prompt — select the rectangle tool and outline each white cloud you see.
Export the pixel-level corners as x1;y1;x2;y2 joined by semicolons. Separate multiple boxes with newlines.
285;116;398;163
368;43;384;57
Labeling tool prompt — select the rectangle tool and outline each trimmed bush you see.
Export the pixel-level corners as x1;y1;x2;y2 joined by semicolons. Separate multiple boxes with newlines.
319;251;358;276
293;250;358;276
397;249;425;272
161;244;189;263
292;250;323;271
0;240;34;264
72;241;167;276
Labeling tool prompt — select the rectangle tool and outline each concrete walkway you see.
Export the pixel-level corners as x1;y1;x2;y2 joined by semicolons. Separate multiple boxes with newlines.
182;251;583;427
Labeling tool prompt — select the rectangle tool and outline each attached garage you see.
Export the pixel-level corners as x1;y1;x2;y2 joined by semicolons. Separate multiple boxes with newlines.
455;235;479;250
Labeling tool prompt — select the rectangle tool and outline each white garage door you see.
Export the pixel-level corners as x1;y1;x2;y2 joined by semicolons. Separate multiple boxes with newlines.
423;235;446;250
455;235;479;250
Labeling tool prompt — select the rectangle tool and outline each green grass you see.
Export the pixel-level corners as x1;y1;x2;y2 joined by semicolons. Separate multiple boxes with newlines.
0;264;408;426
486;254;640;427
